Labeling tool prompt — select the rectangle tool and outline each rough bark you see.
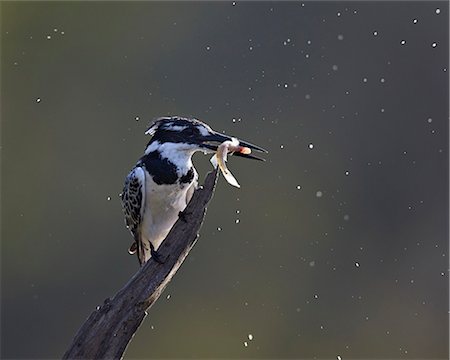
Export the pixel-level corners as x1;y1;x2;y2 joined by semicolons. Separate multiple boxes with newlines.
63;169;219;359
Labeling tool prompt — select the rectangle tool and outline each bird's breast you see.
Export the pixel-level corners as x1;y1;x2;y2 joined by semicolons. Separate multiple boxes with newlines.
141;174;193;245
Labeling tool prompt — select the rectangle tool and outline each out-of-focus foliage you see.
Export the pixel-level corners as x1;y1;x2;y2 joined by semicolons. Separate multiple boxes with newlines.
1;2;448;359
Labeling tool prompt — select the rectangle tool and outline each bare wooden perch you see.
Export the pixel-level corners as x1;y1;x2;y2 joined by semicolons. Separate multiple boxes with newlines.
63;169;219;359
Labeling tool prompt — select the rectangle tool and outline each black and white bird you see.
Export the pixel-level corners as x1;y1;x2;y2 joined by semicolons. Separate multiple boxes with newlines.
121;116;266;265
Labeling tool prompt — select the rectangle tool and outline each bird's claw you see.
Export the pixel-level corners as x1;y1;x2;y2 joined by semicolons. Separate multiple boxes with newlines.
178;210;190;223
151;248;165;264
150;243;165;264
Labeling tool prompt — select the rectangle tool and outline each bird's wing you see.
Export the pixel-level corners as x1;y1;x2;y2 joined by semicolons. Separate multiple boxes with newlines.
121;166;147;265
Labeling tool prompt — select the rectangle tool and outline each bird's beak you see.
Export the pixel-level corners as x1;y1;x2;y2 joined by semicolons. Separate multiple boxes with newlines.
201;131;268;161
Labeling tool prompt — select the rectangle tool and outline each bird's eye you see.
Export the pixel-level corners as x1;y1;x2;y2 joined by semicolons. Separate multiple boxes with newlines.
183;127;195;135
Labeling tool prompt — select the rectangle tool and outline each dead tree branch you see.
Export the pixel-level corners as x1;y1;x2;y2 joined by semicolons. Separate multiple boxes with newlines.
63;169;219;359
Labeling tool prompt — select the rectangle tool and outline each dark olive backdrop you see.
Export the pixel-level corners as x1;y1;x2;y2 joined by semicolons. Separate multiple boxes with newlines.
1;1;448;359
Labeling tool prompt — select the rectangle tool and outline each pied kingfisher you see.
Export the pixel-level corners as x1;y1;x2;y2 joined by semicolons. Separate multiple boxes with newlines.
121;116;266;265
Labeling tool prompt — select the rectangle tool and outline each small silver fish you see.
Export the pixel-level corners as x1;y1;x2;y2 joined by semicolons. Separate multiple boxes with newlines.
210;138;251;188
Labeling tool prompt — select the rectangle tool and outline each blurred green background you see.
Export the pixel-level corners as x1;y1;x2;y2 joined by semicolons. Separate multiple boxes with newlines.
1;1;448;359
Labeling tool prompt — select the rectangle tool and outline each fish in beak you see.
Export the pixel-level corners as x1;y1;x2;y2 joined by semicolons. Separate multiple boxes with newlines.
200;131;268;188
201;131;268;161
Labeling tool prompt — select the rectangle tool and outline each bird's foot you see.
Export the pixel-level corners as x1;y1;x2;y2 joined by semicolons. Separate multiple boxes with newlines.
178;210;190;223
150;244;165;264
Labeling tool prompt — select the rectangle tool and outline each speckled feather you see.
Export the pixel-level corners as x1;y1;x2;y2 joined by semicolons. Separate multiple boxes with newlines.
121;166;146;261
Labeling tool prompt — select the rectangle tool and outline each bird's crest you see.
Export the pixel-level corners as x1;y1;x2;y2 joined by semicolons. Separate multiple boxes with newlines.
145;116;212;137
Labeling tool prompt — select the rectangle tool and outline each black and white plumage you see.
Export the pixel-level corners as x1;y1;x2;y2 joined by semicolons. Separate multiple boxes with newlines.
121;116;266;265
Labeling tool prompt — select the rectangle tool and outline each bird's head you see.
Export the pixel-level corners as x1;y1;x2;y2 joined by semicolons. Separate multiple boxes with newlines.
145;116;267;160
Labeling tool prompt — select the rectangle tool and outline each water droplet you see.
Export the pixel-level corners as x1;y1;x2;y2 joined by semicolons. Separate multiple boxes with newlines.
46;35;51;40
248;334;253;340
296;185;301;190
235;219;240;224
316;191;323;198
280;144;284;149
345;171;349;176
308;143;314;149
107;196;111;201
427;118;433;123
413;18;418;24
355;262;360;267
373;31;378;36
380;78;385;83
309;260;315;267
332;64;338;71
431;42;437;48
435;8;440;14
243;341;248;347
284;83;288;88
135;116;140;121
337;34;344;40
36;98;41;103
363;77;368;83
206;45;211;50
400;40;406;45
217;227;222;231
166;294;171;300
